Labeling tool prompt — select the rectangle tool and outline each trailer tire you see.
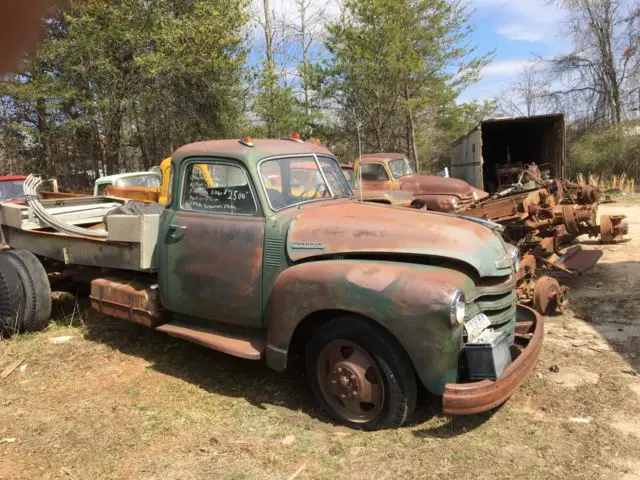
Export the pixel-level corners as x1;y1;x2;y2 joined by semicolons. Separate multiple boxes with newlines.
0;254;24;336
3;250;51;332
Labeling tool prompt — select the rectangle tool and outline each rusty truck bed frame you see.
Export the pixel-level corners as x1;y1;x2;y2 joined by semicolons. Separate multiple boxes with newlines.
0;196;159;271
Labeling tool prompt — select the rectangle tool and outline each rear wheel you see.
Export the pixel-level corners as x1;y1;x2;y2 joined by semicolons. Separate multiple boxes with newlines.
305;316;417;430
2;250;51;332
0;254;24;336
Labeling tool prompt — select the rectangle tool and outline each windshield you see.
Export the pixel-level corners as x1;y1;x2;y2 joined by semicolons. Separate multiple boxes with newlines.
388;158;414;179
341;167;356;188
116;174;161;188
260;155;352;210
0;179;25;200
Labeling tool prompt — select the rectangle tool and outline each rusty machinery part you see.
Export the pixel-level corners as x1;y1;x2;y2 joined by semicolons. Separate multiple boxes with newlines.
600;214;628;243
579;184;599;204
573;206;597;224
557;286;571;312
533;276;570;315
561;205;579;235
553;179;565;203
535;254;579;276
516;253;537;282
538;236;565;256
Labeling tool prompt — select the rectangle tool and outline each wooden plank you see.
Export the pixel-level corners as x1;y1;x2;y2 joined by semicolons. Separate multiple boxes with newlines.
1;359;23;378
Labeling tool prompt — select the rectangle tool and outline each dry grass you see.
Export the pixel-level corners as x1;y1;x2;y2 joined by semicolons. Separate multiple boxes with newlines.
576;172;636;194
1;202;640;479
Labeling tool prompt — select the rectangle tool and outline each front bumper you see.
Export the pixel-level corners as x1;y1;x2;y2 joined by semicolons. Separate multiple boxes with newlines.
442;304;543;415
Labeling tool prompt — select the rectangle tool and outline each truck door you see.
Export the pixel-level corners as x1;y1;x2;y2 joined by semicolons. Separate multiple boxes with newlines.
158;158;265;328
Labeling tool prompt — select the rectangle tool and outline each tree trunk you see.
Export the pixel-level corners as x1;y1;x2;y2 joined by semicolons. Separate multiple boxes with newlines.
300;0;310;120
104;101;122;175
263;0;275;138
375;124;383;152
35;96;49;174
404;82;419;172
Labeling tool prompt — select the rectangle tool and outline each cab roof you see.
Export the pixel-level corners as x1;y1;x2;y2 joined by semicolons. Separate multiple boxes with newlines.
359;153;407;162
0;175;27;181
95;171;161;184
172;139;335;167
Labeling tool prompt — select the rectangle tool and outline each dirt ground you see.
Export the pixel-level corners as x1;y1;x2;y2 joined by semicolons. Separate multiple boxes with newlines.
1;200;640;480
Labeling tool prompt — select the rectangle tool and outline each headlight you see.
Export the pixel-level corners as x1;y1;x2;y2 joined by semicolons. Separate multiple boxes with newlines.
512;247;520;273
450;289;466;326
472;191;479;202
450;198;458;210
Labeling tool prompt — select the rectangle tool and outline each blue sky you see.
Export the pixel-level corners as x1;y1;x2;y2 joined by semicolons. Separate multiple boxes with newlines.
252;0;572;103
460;0;569;102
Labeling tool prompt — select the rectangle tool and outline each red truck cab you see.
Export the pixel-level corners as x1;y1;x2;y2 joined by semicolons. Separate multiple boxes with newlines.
0;175;27;203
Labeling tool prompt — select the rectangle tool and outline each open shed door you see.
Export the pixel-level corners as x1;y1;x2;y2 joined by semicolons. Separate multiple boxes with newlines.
449;126;483;190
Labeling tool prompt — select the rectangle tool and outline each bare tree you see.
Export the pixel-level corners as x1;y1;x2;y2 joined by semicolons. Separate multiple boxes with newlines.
283;0;328;125
545;0;639;125
497;65;546;117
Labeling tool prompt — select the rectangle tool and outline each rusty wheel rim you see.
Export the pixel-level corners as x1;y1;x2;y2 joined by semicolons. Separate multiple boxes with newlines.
317;339;384;423
562;205;579;235
533;276;561;314
600;215;614;243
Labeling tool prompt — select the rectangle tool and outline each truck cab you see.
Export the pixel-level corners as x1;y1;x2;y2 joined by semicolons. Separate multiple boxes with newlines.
0;175;27;203
0;138;542;430
93;171;162;196
353;153;488;212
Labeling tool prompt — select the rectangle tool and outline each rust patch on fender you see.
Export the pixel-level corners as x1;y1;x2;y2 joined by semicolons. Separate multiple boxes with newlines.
345;264;409;292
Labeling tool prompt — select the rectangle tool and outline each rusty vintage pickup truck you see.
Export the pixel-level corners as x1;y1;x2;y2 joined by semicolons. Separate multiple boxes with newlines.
0;137;542;430
353;153;488;212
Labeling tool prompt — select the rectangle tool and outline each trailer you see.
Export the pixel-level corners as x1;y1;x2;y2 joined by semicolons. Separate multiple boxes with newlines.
450;113;565;193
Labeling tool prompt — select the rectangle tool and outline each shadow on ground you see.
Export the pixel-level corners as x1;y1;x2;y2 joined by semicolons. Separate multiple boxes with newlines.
553;260;640;373
50;298;486;436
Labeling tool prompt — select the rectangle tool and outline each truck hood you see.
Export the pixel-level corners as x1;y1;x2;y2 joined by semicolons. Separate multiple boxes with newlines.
398;174;488;200
352;188;415;206
286;201;513;277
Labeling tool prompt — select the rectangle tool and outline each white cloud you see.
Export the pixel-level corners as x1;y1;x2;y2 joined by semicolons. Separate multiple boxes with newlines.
471;0;566;44
481;59;537;78
458;59;540;103
495;24;544;42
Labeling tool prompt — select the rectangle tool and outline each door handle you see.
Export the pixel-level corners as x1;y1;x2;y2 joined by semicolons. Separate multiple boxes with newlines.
168;224;187;240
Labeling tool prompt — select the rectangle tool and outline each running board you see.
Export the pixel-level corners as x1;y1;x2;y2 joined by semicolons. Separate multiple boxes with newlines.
155;322;264;360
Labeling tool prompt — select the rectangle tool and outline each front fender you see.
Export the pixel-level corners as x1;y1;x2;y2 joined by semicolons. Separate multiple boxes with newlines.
265;259;475;394
411;193;457;212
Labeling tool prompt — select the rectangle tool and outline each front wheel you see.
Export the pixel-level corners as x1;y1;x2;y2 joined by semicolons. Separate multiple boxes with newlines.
305;316;417;430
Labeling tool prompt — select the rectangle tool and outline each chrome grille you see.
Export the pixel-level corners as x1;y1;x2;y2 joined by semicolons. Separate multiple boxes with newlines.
466;274;517;343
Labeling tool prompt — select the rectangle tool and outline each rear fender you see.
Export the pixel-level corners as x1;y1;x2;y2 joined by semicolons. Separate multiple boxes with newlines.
265;259;475;394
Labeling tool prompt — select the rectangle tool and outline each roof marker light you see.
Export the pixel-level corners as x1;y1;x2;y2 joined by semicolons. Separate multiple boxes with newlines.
239;135;254;147
289;132;304;143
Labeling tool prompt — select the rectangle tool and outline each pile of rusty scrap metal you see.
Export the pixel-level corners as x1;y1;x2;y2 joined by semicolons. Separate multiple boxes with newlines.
461;164;628;315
